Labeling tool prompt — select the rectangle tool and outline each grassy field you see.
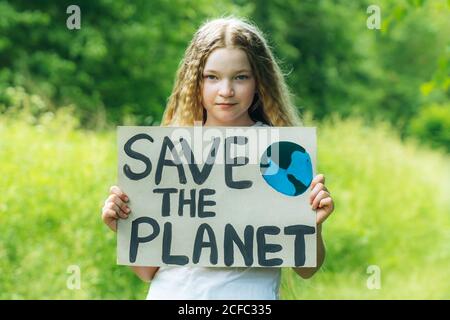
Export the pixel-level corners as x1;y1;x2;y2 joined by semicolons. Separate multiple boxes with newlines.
1;113;449;299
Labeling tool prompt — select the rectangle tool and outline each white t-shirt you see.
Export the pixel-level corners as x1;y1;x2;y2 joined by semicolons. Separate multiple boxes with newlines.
146;120;281;300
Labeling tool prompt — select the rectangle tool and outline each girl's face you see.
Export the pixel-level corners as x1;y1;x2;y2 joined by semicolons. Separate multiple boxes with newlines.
202;47;256;126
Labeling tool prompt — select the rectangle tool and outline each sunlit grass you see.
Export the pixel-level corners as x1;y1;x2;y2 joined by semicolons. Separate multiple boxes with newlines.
0;114;147;299
281;116;450;299
1;114;448;299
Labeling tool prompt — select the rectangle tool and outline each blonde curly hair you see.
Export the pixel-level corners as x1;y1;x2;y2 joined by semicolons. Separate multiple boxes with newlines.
161;17;301;127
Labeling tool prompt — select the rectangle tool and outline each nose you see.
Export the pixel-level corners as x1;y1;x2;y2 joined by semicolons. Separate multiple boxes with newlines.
218;80;234;97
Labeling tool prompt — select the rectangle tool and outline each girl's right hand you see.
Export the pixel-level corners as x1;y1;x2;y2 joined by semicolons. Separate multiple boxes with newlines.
101;186;131;232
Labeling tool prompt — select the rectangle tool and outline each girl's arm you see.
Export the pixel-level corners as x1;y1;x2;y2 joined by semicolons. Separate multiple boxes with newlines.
130;266;160;282
292;225;325;279
292;174;333;279
102;187;160;282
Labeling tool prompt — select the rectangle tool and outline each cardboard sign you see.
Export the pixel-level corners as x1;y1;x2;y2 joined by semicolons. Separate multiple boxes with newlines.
117;126;317;267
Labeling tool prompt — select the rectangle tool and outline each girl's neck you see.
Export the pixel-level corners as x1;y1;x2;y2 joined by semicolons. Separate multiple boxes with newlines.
204;117;256;127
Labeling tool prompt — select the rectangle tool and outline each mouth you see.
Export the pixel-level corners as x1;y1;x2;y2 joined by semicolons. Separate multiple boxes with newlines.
216;103;237;108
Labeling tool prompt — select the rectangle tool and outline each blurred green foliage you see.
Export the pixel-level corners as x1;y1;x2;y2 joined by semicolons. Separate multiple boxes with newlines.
0;0;249;127
408;103;450;152
0;0;448;151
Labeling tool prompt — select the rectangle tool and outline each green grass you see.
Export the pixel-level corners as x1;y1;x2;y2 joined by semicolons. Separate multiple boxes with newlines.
282;117;450;299
1;114;449;299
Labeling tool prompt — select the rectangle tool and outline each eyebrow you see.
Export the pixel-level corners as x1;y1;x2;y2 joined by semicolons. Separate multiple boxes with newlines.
203;69;252;74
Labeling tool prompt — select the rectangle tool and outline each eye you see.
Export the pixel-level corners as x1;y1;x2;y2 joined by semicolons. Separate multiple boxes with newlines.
235;75;249;80
204;75;218;80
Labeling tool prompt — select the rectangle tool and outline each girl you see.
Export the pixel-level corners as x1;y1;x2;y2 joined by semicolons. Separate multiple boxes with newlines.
101;17;334;300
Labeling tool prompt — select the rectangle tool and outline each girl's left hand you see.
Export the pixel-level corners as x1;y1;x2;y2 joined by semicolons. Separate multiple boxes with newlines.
309;174;334;225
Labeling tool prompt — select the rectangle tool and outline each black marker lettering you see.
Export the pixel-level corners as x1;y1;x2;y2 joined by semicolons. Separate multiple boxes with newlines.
155;136;187;185
123;134;153;180
224;136;252;189
192;223;218;265
257;226;282;266
224;224;254;266
129;217;160;263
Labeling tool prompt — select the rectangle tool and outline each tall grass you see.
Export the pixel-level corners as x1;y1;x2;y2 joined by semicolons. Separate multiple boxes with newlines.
0;113;146;299
1;114;449;299
282;117;450;299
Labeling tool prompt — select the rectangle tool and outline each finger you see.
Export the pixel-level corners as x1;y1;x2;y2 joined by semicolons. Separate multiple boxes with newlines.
109;185;129;202
112;202;128;219
310;174;325;191
107;219;118;232
109;194;131;216
309;183;326;204
102;210;118;231
106;201;128;219
311;190;330;210
102;208;118;222
316;198;333;224
318;197;333;210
